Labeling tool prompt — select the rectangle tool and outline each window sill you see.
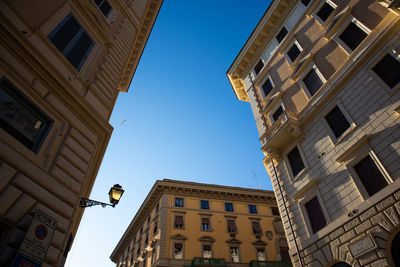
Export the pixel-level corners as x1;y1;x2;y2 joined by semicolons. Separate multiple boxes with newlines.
291;167;309;184
332;123;357;146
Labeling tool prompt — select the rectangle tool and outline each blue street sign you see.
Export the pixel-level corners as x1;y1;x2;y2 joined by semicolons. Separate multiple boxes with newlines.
11;254;41;267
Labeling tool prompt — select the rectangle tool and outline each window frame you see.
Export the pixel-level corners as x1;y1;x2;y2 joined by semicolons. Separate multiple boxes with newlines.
259;74;275;99
173;242;184;260
322;102;356;145
254;59;265;76
256;247;267;261
200;200;210;210
226;218;237;234
284;39;304;66
174;214;185;229
251;220;263;235
298;63;326;99
248;205;258;214
175;197;184;207
200;215;212;232
225;202;234;212
269;101;285;124
334;17;371;55
201;244;213;259
284;143;308;182
230;246;241;263
93;0;113;18
369;49;400;92
299;192;330;236
271;206;280;216
313;0;337;26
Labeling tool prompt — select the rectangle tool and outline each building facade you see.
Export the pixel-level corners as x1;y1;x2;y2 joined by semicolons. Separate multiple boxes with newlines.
110;179;291;267
227;0;400;266
0;0;162;266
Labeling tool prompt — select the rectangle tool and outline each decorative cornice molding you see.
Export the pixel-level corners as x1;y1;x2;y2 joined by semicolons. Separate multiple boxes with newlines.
170;234;187;240
199;236;215;242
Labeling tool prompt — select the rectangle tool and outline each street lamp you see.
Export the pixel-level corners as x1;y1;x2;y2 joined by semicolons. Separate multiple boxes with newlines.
80;184;124;208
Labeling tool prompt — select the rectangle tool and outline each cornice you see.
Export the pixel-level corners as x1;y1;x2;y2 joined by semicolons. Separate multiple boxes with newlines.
117;0;163;92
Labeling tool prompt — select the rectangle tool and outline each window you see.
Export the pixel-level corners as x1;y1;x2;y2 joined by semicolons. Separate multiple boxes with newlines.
303;67;324;96
287;42;302;63
174;243;183;259
257;248;266;261
276;27;288;43
1;77;53;153
230;247;240;263
316;2;335;22
227;220;237;233
225;203;234;212
372;54;400;89
147;216;151;224
272;106;284;122
252;221;262;235
339;21;368;51
140;227;143;235
174;215;184;229
175;197;184;207
94;0;112;17
254;60;264;75
301;0;312;6
287;146;305;177
261;77;274;97
305;196;327;233
48;13;94;70
142;258;146;267
249;205;258;214
145;233;149;245
201;217;211;231
155;203;159;212
153;221;158;234
353;155;389;196
271;207;280;216
278;238;290;261
325;105;351;139
200;200;209;210
202;245;212;258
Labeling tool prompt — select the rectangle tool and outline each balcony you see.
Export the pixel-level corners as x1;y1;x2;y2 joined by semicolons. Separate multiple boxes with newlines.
189;257;226;267
249;261;292;267
260;110;302;152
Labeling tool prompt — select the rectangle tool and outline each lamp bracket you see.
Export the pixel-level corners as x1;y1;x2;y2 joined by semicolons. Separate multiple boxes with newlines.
79;197;115;208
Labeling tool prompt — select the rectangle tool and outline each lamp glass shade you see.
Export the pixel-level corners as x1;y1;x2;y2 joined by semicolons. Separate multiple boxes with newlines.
109;184;124;205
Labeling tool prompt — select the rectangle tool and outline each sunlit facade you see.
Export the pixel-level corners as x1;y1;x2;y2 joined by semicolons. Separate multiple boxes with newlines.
110;179;291;267
0;0;162;265
227;0;400;266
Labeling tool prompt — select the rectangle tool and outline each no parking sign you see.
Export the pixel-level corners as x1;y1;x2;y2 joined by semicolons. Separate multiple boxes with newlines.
18;209;57;264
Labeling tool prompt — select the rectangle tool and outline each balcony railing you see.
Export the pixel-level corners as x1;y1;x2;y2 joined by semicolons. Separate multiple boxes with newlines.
249;260;292;267
190;257;226;267
260;110;302;152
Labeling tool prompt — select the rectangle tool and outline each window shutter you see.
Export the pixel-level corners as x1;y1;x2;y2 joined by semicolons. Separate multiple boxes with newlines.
175;216;183;225
202;218;209;224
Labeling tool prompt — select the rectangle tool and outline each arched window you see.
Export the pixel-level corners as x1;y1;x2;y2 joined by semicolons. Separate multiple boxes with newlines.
392;232;400;266
332;262;351;267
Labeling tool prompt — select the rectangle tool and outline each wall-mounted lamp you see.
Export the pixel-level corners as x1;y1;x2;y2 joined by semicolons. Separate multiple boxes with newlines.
80;184;124;208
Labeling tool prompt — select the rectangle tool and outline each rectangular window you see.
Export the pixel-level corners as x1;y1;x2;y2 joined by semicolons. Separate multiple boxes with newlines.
261;78;274;97
94;0;112;17
339;22;368;51
305;196;327;233
325;105;351;139
230;247;240;263
353;155;389;196
174;243;183;259
276;27;288;43
0;78;53;153
287;146;305;177
153;221;158;234
316;2;335;22
156;202;159;212
287;42;302;63
303;68;324;96
225;203;234;212
202;245;212;258
257;248;266;261
48;13;94;70
227;220;237;233
249;205;258;214
200;200;209;210
372;54;400;89
272;106;284;122
252;221;262;234
271;207;280;216
145;233;149;245
175;197;184;207
201;217;210;231
301;0;312;6
174;215;184;229
254;60;264;75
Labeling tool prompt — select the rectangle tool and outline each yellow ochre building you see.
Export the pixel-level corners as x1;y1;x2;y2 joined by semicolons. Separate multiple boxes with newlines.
110;179;292;267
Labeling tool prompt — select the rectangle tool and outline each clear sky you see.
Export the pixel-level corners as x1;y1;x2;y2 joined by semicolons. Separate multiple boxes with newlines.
66;1;272;266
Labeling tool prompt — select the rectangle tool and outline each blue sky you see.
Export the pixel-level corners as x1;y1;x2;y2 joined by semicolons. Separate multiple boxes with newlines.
66;1;272;266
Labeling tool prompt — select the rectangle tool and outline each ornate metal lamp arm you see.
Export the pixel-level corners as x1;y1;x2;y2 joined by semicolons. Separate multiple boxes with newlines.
79;198;115;208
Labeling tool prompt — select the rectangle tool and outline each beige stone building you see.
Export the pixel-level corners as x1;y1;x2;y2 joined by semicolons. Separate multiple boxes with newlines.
0;0;162;266
110;179;291;267
227;0;400;266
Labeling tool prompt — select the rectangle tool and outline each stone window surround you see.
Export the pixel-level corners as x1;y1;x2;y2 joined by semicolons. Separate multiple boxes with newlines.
172;241;184;260
259;74;275;99
268;99;285;125
283;142;309;183
322;101;356;145
298;62;327;100
340;139;393;200
229;246;241;263
368;47;400;93
313;0;338;27
333;16;371;55
255;247;267;261
173;212;186;230
201;243;213;258
284;38;304;66
298;188;330;237
200;199;210;210
199;213;213;232
225;216;238;234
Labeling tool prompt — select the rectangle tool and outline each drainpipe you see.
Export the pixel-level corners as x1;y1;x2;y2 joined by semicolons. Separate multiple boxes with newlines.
248;73;303;266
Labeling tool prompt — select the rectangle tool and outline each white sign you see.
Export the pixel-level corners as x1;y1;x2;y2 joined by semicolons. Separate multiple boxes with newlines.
348;234;377;258
19;209;57;263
